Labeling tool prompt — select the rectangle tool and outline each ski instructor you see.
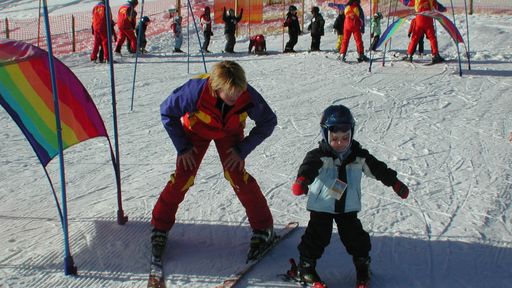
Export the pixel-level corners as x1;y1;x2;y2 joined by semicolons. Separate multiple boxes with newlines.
150;60;277;262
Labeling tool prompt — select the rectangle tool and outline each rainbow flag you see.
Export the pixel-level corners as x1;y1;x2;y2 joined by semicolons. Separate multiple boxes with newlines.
0;39;108;167
376;17;407;50
420;11;464;44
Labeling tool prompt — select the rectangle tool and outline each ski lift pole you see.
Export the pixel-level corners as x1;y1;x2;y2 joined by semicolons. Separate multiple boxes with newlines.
368;0;373;72
41;0;77;275
382;0;393;67
105;0;127;225
448;0;463;76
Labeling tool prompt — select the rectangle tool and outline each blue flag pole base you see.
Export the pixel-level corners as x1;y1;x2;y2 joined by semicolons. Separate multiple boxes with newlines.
64;255;78;275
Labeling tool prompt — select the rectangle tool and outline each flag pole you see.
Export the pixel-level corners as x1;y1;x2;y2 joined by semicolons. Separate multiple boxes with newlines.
105;0;128;225
41;0;77;275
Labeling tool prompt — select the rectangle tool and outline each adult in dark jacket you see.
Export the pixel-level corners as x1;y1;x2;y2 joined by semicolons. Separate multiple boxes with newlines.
222;7;243;53
307;6;325;51
284;5;301;53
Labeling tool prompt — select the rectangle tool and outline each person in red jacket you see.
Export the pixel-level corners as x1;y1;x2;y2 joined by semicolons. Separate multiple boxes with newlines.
408;18;425;55
248;34;267;54
200;6;213;53
90;0;115;63
339;0;369;63
115;0;138;55
403;0;445;63
150;61;277;263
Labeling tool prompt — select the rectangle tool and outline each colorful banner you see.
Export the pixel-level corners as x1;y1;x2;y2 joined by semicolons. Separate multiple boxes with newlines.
213;0;263;24
421;10;464;44
375;17;407;49
0;39;108;166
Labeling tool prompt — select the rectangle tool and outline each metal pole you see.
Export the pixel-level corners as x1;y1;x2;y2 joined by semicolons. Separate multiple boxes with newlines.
41;0;77;275
105;0;128;225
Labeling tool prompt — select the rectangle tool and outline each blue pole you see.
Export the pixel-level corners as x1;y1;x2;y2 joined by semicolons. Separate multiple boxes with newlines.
448;0;463;76
462;0;471;70
130;0;145;111
187;0;207;73
105;0;127;225
41;0;77;275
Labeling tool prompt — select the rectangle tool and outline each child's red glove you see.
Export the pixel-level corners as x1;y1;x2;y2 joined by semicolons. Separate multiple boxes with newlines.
292;176;309;196
393;180;409;199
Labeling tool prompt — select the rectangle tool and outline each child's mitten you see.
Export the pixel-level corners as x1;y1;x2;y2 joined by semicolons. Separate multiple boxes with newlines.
292;176;309;196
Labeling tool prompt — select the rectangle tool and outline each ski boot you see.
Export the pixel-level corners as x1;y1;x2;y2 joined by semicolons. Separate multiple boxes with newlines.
297;257;328;287
354;256;371;288
431;54;445;64
151;228;168;258
247;227;275;262
338;53;347;62
402;54;413;62
357;53;369;63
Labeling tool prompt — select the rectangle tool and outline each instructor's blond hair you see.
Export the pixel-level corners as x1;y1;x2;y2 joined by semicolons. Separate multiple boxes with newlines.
209;61;247;96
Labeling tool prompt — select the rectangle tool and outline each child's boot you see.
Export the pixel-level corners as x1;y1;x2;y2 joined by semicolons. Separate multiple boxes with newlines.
298;256;322;284
353;256;371;288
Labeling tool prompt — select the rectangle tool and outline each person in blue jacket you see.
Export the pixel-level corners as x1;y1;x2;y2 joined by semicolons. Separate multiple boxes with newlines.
151;60;277;263
291;104;410;287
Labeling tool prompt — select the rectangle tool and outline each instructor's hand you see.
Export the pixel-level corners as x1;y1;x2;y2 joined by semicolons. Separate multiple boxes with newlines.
224;148;244;171
177;147;198;170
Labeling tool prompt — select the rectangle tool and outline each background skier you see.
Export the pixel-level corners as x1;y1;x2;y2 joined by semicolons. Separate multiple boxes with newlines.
339;0;368;62
200;6;213;53
307;6;325;51
222;7;243;53
283;5;301;53
114;0;138;55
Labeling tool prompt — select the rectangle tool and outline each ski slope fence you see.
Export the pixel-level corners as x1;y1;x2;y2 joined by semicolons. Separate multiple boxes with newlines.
0;0;510;56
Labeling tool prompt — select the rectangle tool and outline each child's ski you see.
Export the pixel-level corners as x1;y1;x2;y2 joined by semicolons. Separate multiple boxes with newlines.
147;255;166;288
215;221;299;288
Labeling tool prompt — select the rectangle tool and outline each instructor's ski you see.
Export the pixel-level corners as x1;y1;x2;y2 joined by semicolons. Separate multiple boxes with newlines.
147;255;166;288
215;221;299;288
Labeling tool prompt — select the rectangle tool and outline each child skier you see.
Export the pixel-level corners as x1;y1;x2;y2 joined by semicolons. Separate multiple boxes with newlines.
283;5;301;53
307;6;325;51
135;16;150;53
370;12;382;51
248;34;267;54
333;8;345;52
290;104;410;288
222;7;243;53
200;6;213;53
171;15;184;53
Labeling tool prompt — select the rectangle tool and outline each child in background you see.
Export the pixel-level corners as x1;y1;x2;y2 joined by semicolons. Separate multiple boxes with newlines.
333;8;345;52
135;16;151;53
171;15;184;53
248;34;267;54
200;6;213;53
284;5;301;53
370;12;382;51
290;104;410;288
307;6;325;51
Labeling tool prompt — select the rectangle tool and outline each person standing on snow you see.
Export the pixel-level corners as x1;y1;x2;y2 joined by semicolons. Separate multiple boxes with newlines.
171;15;184;53
307;6;325;51
200;6;213;53
402;0;446;63
114;0;138;55
339;0;369;62
222;7;243;53
283;5;301;53
90;0;115;63
407;17;425;56
135;16;150;53
333;8;345;52
369;12;383;51
150;60;277;263
290;104;410;288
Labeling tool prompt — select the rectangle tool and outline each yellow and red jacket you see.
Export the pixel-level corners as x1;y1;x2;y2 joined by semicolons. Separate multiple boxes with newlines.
160;76;277;159
117;3;137;30
92;2;113;34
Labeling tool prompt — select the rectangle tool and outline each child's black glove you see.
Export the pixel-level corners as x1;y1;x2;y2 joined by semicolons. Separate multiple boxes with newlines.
393;180;409;199
292;176;309;196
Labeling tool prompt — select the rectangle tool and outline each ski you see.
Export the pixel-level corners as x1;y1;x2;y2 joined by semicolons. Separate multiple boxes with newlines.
215;221;299;288
147;255;166;288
